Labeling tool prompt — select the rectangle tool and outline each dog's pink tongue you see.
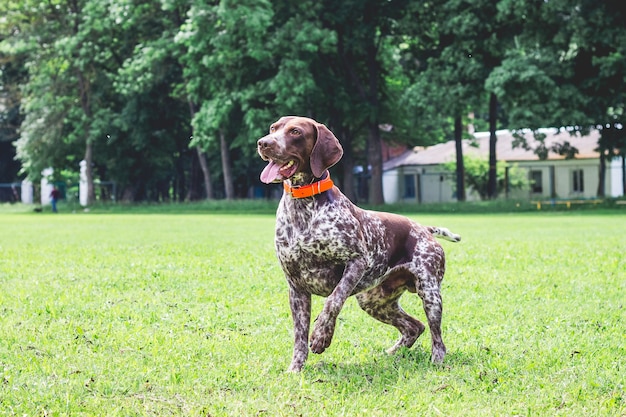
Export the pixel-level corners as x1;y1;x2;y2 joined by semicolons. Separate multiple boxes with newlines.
260;161;281;184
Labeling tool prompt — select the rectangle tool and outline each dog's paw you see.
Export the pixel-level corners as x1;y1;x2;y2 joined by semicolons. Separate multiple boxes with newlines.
310;319;334;354
431;343;446;364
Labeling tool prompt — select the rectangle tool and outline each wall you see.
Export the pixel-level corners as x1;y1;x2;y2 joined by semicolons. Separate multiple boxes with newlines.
383;166;458;204
608;158;624;197
512;158;612;199
384;156;622;203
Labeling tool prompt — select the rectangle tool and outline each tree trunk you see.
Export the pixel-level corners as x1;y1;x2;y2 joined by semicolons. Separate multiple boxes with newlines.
195;146;213;200
175;146;186;202
622;155;625;196
342;160;356;203
487;92;498;199
454;114;466;201
186;151;200;201
337;28;384;204
84;140;95;205
622;155;626;197
77;70;95;206
597;148;606;197
340;127;357;203
367;121;384;205
219;129;235;200
365;37;384;205
187;98;213;200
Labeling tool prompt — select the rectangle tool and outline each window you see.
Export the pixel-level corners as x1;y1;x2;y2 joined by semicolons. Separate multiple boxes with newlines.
530;170;543;193
403;174;416;199
572;169;584;193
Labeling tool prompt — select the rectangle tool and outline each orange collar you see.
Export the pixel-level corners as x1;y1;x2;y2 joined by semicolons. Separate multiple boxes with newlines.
283;174;334;199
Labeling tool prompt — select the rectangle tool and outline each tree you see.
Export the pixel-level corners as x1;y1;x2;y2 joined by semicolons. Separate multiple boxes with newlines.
3;0;623;203
0;37;25;183
177;0;275;200
454;115;466;201
4;0;130;204
442;155;529;200
402;45;478;201
435;0;521;199
568;0;626;197
115;0;212;201
489;0;626;197
315;0;424;204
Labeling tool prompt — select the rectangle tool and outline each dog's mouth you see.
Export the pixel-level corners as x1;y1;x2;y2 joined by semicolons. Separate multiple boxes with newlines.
260;159;299;184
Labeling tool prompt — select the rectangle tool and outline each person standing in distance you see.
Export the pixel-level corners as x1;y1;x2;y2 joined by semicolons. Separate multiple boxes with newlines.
50;186;61;213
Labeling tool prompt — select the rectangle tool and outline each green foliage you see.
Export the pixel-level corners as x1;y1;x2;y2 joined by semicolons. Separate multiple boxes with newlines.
491;0;626;158
4;0;125;184
0;212;624;415
177;0;275;119
442;154;529;200
486;52;588;129
1;0;625;201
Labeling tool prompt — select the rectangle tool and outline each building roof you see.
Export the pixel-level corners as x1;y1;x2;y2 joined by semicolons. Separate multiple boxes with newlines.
383;128;601;171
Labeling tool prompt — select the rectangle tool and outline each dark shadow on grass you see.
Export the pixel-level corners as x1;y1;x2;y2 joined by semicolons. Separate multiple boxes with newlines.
299;347;477;390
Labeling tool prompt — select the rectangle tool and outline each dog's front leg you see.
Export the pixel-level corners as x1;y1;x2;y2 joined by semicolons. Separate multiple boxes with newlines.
310;258;366;354
287;284;311;372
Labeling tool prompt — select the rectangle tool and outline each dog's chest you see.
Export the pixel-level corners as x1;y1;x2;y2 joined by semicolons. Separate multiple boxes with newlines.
276;200;360;261
274;197;388;295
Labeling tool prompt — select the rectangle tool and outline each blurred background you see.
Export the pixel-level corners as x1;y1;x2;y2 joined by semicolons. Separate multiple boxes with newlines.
1;0;624;206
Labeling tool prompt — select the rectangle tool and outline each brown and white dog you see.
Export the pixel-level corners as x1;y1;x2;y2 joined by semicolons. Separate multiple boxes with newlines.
258;116;460;372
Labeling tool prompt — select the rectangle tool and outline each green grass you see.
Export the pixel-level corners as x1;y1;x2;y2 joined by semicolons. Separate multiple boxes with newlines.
4;194;625;216
0;209;624;416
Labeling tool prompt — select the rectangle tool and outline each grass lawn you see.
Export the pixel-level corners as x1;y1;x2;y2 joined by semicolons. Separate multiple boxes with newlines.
0;208;624;416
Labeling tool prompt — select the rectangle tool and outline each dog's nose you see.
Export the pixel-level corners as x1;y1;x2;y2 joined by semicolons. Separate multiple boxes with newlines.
257;137;272;149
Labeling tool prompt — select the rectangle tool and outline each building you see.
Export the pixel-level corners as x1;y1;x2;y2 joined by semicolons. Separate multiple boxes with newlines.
382;128;624;203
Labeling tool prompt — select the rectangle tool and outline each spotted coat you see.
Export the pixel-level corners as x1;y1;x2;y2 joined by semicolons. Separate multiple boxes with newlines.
258;116;460;372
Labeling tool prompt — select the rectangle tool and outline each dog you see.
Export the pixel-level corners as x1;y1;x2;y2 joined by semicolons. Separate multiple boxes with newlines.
257;116;460;372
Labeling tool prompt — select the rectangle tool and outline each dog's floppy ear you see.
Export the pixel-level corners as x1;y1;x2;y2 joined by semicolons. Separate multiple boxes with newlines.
310;123;343;178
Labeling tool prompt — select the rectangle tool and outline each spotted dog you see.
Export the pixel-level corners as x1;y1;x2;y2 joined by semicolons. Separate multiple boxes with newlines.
257;116;461;372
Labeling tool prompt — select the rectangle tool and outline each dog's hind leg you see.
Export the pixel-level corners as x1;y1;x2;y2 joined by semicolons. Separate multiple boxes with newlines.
356;271;425;354
419;281;446;363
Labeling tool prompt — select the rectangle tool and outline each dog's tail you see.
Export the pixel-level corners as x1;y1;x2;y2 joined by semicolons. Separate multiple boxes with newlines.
427;226;461;242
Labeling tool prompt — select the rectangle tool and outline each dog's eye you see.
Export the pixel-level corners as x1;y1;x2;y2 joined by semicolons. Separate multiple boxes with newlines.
269;126;276;133
290;128;300;135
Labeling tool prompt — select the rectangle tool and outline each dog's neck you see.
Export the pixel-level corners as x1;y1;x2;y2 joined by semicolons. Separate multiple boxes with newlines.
284;171;333;199
286;171;321;187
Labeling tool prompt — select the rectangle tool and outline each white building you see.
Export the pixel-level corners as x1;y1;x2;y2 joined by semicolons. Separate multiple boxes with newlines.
383;128;624;203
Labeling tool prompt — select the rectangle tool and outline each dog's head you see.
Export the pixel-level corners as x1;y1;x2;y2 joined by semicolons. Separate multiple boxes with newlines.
257;116;343;184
